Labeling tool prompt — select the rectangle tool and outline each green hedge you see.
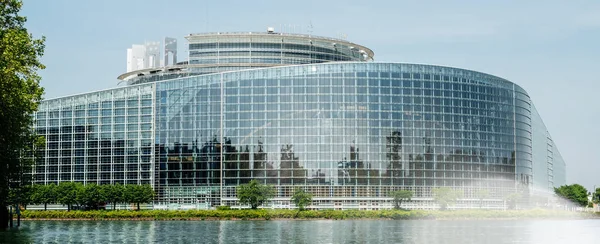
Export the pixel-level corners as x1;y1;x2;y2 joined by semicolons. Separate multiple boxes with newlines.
216;206;231;211
19;209;598;220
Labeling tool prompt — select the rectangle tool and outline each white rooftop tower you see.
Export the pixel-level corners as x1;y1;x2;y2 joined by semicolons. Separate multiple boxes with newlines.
126;41;161;72
164;37;177;66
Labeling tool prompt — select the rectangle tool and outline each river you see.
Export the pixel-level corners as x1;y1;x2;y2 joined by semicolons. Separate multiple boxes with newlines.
1;219;599;243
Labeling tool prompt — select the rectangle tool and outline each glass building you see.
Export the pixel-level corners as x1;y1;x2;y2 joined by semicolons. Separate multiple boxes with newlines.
32;31;565;209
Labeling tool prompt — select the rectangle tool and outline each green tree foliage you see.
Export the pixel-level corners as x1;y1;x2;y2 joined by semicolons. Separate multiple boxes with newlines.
593;187;600;204
237;180;275;209
0;0;46;228
8;184;33;209
432;187;461;210
475;189;490;208
554;184;589;207
136;184;155;210
56;182;82;211
389;190;413;210
291;188;313;211
27;183;153;211
504;192;521;210
124;184;154;210
76;184;105;210
102;184;125;210
30;184;56;211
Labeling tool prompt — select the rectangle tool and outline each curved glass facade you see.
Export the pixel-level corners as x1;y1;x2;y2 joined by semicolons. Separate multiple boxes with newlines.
33;35;565;209
152;62;532;208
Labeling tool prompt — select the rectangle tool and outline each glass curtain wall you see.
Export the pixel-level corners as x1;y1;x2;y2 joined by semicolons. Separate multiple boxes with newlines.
33;85;155;186
154;63;528;208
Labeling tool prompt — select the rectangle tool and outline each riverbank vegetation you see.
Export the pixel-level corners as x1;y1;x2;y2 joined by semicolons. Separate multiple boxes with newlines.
389;190;413;210
19;209;599;221
237;180;275;209
28;183;154;211
291;188;313;211
554;184;592;207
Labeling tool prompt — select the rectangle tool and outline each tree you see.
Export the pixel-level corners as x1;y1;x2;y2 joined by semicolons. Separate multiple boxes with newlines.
30;184;56;211
554;184;589;207
593;187;600;204
124;184;154;210
237;179;275;209
134;184;154;211
0;0;46;228
504;192;521;210
8;184;33;210
7;183;28;208
389;190;413;210
475;189;490;209
76;184;105;210
291;188;313;211
432;187;461;210
102;184;125;210
123;185;135;209
56;182;82;211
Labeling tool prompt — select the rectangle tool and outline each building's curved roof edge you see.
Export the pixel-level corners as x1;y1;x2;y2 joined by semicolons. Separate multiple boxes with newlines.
392;61;528;92
208;61;519;87
117;63;287;81
39;83;153;104
47;62;524;103
120;61;515;83
372;61;513;84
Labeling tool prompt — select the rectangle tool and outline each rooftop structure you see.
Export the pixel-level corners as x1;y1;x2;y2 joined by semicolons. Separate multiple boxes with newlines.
119;29;374;85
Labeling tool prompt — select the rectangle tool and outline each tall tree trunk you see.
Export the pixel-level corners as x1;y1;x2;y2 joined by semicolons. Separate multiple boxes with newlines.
44;203;47;211
136;203;140;211
67;204;70;211
0;206;8;229
113;202;116;210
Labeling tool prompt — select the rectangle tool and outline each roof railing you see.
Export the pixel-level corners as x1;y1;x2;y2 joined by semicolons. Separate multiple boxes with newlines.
186;32;359;44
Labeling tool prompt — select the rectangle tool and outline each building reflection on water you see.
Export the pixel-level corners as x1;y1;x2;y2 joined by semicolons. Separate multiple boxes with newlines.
6;220;599;244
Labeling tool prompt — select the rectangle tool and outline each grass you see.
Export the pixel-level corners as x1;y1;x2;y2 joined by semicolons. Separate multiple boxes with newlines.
18;209;599;221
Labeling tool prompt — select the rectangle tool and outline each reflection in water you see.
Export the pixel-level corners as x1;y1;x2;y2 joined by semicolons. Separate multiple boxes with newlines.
1;220;599;243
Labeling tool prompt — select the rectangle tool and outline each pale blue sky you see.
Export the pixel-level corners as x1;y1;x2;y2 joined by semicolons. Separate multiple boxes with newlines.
22;0;600;190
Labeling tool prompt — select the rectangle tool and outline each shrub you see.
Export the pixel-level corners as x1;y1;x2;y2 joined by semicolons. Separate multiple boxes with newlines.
291;188;313;211
19;208;593;220
216;206;231;211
